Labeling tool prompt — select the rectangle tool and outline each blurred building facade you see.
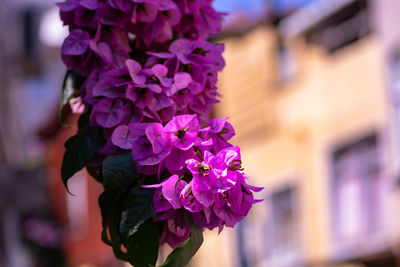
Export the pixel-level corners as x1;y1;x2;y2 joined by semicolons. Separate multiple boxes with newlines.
191;0;400;266
0;0;67;266
0;0;121;266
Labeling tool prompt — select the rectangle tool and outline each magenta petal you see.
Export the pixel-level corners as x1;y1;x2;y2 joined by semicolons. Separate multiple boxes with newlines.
245;183;264;193
209;118;235;140
153;188;173;213
217;146;241;165
62;29;90;56
192;173;212;192
161;175;184;209
193;207;223;231
169;39;191;58
209;117;228;133
164;114;200;132
152;64;168;77
79;0;99;10
145;83;162;93
145;123;169;154
203;150;215;163
127;123;154;138
126;59;141;73
192;212;208;228
164;219;190;249
91;41;113;64
192;186;213;208
57;0;79;12
173;72;192;90
180;182;204;212
137;146;170;166
136;2;158;22
227;183;242;211
167;216;189;238
165;149;194;173
213;205;242;227
126;59;146;85
147;51;173;59
148;93;174;111
93;98;124;128
111;125;135;150
131;137;153;161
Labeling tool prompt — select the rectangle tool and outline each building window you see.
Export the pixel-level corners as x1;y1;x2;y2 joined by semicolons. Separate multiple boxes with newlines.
237;185;299;267
305;0;370;53
268;186;299;266
237;213;265;267
331;134;382;243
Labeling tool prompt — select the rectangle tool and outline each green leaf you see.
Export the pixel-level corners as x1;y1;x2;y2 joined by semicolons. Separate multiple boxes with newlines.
98;189;129;261
61;112;101;189
159;217;203;267
102;153;140;190
126;218;159;267
59;70;85;126
99;188;157;265
99;190;118;246
119;187;156;244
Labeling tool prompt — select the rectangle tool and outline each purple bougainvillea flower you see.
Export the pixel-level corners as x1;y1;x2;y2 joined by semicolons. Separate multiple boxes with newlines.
132;0;160;23
164;147;194;173
239;180;264;216
129;123;171;166
92;68;129;98
168;38;192;65
165;72;192;96
57;0;263;254
179;181;204;213
213;200;243;227
145;123;170;154
90;41;113;66
79;0;100;10
111;125;136;149
126;84;152;109
159;212;190;249
98;4;129;26
131;136;153;162
153;188;173;213
74;6;98;29
62;29;90;56
126;59;146;85
192;207;223;232
57;0;79;12
149;64;172;87
159;0;181;26
212;176;263;227
164;114;200;150
136;146;170;165
108;0;133;12
208;117;235;152
91;97;125;128
147;93;174;112
143;174;186;210
186;150;218;191
193;5;222;37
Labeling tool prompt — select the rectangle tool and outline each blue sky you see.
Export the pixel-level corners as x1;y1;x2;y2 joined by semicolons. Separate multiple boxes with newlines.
213;0;318;14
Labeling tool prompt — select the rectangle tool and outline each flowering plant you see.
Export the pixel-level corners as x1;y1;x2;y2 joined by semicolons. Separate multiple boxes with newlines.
58;0;262;266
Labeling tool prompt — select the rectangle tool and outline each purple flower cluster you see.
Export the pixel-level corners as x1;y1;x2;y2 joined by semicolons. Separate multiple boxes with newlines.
59;0;262;250
142;116;262;248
